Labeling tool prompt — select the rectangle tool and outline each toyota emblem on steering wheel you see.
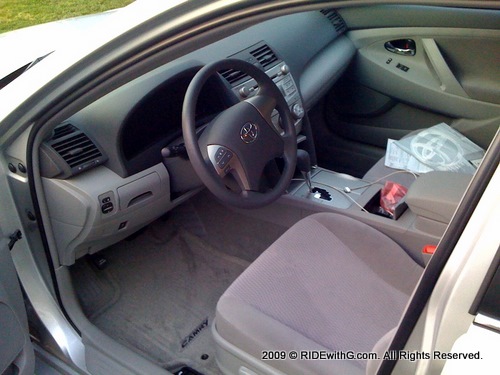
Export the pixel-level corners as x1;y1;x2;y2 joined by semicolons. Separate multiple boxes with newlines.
240;122;259;143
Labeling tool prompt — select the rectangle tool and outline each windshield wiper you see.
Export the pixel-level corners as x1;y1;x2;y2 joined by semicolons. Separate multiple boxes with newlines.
24;51;54;72
0;51;54;90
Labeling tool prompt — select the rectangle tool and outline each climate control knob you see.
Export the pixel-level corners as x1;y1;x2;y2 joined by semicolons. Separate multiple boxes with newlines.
239;86;250;98
291;103;304;119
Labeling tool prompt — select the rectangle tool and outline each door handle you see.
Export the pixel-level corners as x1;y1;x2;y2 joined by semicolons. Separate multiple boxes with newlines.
384;39;416;56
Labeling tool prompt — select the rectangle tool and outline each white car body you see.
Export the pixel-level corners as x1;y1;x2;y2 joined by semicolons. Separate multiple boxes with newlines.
0;0;188;126
0;9;118;84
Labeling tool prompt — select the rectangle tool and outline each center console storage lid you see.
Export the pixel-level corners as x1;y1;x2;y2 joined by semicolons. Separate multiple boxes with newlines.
406;171;472;224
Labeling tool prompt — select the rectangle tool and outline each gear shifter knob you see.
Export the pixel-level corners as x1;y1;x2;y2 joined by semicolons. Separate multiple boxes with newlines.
296;149;313;193
296;149;311;173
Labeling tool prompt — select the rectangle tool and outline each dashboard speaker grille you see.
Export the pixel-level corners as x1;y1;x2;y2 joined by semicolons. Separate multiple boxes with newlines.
320;9;347;34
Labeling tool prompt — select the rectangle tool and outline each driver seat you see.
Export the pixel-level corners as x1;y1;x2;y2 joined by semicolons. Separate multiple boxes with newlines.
213;213;423;375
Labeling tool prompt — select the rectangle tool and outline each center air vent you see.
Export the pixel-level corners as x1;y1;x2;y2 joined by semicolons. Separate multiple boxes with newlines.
219;69;249;85
220;42;281;87
320;9;347;34
250;44;278;69
43;123;107;178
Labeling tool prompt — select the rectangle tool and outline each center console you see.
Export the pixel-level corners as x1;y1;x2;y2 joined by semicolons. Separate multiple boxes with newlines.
289;168;373;210
278;166;469;266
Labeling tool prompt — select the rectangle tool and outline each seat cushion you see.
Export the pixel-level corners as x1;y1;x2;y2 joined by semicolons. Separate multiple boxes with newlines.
215;213;423;375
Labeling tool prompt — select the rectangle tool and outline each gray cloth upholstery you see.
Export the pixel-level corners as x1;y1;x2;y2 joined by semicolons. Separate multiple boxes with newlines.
215;213;423;375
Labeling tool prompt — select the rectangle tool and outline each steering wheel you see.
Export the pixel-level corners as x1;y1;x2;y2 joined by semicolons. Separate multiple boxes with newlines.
182;59;297;208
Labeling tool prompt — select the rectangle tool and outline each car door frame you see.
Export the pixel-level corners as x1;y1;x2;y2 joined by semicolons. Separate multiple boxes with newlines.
0;166;35;375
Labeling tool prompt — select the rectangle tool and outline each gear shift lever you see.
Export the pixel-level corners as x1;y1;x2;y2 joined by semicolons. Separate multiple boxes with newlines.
296;149;313;193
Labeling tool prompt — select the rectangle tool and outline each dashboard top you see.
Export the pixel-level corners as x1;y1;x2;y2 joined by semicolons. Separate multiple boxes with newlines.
40;9;352;180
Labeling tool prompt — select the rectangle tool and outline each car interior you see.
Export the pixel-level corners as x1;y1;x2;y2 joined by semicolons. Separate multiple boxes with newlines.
3;3;499;375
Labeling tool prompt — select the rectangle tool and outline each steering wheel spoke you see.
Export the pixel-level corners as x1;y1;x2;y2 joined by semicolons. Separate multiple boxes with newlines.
245;95;277;129
206;144;252;187
207;144;275;191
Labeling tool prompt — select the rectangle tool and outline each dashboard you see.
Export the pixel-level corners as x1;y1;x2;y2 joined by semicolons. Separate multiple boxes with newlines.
37;9;356;265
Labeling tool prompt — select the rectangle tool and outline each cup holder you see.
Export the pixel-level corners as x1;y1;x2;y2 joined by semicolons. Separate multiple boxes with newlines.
364;190;408;220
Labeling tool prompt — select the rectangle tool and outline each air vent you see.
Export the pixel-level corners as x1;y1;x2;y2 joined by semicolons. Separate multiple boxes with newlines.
52;133;102;168
45;124;107;178
219;68;249;85
52;123;77;139
320;9;347;34
250;44;278;69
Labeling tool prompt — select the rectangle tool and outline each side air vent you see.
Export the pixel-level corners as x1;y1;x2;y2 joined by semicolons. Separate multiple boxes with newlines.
43;123;107;178
52;133;102;168
52;123;77;139
320;9;347;34
250;44;278;69
219;68;249;86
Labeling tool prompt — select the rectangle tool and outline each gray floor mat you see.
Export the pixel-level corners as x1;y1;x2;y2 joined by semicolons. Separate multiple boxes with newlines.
71;258;121;320
185;192;288;262
72;194;287;374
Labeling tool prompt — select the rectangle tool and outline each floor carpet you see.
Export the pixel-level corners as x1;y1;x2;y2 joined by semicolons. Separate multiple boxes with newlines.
71;192;288;374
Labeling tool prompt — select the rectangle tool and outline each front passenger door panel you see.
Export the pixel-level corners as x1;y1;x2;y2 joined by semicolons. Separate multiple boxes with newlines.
315;7;500;176
348;28;500;119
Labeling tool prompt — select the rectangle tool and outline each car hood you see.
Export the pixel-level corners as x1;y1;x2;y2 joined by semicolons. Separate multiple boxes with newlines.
0;0;205;129
0;10;120;82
